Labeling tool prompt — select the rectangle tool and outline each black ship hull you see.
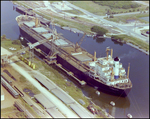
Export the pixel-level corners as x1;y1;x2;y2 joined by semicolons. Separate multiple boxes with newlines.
19;27;131;97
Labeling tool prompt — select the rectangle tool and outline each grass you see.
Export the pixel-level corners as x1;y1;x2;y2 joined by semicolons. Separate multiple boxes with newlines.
104;13;149;23
63;9;84;15
19;75;27;83
111;34;149;51
1;106;26;118
1;37;22;53
70;1;109;16
35;10;92;34
18;96;41;118
24;83;40;95
70;1;147;16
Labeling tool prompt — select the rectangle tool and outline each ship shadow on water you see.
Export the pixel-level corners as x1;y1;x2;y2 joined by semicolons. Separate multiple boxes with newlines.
81;85;130;109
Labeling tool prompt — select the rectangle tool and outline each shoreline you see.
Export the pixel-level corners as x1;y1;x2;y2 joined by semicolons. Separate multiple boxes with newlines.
126;42;149;55
13;2;149;55
57;23;149;55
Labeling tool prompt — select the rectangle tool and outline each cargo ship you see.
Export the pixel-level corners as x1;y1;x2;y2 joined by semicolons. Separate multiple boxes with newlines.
16;15;132;97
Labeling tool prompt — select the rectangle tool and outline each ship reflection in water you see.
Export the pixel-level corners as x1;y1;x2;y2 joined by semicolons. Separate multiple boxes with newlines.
81;85;130;117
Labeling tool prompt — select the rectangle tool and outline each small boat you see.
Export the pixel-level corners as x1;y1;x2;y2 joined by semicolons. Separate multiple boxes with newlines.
110;101;115;106
127;113;132;118
96;91;100;96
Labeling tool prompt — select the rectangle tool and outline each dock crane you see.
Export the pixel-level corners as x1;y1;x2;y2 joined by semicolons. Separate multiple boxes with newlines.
46;17;63;59
75;33;86;52
1;36;53;67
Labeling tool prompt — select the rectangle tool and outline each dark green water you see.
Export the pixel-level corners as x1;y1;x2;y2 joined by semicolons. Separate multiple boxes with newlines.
1;1;149;118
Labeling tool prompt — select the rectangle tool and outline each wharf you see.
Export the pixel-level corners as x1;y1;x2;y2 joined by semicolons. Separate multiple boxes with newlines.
16;6;35;16
16;6;50;25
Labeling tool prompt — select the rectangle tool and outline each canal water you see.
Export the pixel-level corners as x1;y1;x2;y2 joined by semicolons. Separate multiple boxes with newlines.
1;1;149;118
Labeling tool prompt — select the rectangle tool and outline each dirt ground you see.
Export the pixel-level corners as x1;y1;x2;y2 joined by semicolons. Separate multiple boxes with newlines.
1;86;16;109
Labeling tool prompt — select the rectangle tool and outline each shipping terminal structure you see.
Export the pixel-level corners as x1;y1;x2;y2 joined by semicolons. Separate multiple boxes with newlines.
16;15;132;97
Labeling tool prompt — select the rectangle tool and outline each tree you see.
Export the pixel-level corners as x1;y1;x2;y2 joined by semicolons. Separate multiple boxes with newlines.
91;26;108;36
1;34;6;39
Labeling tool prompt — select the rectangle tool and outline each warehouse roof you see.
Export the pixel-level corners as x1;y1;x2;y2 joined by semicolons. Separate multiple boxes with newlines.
34;93;55;109
51;88;74;104
46;108;65;118
34;75;56;91
70;104;91;118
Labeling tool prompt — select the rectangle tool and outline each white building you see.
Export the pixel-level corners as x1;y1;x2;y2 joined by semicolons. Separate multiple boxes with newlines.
1;85;5;101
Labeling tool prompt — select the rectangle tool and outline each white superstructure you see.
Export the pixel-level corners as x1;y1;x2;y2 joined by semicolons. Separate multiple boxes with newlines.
89;48;128;86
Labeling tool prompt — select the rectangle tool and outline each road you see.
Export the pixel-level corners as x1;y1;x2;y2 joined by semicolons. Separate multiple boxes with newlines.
133;1;149;6
18;1;149;43
63;1;149;43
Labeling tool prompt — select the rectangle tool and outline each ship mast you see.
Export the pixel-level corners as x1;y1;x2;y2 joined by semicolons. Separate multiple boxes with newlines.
106;47;110;60
111;48;113;58
127;63;130;79
35;17;38;27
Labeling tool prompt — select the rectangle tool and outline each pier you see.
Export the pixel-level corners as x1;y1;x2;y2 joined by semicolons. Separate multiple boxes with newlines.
16;6;35;16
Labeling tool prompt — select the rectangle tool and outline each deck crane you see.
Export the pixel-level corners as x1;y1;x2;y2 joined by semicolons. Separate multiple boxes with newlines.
75;33;86;52
46;17;62;59
1;36;53;67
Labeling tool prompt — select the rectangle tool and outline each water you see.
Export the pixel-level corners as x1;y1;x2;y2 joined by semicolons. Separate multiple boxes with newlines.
1;1;149;118
140;17;149;22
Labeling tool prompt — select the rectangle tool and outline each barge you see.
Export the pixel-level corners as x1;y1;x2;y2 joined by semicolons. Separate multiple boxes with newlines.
16;15;132;97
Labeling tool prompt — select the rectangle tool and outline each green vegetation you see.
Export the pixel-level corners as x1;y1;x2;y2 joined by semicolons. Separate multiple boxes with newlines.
1;106;26;118
24;83;40;95
35;10;92;34
63;9;84;15
111;34;149;51
1;35;22;52
71;1;110;16
12;39;21;45
19;75;27;83
18;97;41;118
91;26;108;36
94;1;141;9
104;13;149;23
70;1;146;16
